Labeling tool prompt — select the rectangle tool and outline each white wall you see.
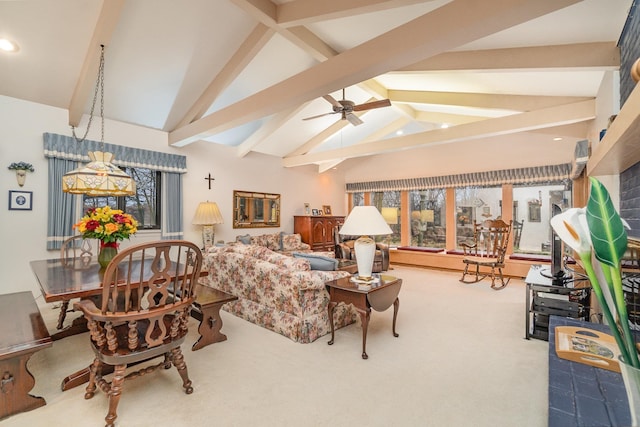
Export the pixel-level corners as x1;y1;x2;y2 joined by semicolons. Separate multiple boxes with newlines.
0;96;346;296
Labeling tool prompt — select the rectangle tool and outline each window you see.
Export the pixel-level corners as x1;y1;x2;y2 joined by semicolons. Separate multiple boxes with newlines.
409;189;446;248
455;186;502;249
512;183;571;254
82;167;161;229
370;191;401;246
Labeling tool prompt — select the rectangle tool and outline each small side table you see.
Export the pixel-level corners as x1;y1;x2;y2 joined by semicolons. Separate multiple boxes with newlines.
190;284;238;351
325;275;402;359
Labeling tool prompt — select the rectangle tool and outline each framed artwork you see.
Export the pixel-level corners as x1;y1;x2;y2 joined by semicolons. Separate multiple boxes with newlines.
304;202;311;215
323;205;332;215
319;210;324;216
528;202;541;222
9;190;33;211
312;208;319;216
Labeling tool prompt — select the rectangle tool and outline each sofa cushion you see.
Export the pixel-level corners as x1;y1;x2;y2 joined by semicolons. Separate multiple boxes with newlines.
236;234;252;244
292;252;338;271
281;233;304;251
251;233;281;251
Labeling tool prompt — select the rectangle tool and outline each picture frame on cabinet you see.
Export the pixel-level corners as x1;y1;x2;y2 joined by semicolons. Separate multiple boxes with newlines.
312;208;319;216
318;210;324;216
304;203;311;215
323;205;332;215
9;190;32;211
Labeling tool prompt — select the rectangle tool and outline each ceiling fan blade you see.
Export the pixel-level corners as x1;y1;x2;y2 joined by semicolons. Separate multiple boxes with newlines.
302;111;337;121
353;99;391;111
345;113;364;126
322;95;342;109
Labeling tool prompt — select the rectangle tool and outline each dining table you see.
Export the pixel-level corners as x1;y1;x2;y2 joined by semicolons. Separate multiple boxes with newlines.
29;256;195;391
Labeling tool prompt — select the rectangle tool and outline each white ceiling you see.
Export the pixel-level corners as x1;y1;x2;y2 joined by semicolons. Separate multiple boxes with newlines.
0;0;633;171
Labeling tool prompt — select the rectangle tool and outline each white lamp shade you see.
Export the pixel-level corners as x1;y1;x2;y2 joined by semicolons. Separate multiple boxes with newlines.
339;206;393;236
192;202;224;225
381;207;399;225
420;209;434;223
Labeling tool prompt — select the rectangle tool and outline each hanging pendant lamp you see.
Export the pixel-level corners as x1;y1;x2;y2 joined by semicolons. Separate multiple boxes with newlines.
62;45;135;196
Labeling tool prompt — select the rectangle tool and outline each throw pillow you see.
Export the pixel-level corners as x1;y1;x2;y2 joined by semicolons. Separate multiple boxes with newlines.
292;252;338;271
236;234;252;244
281;233;303;251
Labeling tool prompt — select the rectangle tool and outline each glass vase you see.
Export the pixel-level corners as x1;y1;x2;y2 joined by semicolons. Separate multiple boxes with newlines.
98;242;118;269
619;356;640;426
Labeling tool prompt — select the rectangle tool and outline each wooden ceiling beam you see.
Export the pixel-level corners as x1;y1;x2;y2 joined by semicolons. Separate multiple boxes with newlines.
173;24;274;130
277;0;434;27
236;104;307;157
170;0;580;147
68;0;125;127
400;42;620;72
388;89;592;112
282;99;595;167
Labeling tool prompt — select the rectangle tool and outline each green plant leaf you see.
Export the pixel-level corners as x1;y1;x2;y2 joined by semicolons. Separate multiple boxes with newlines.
586;177;627;268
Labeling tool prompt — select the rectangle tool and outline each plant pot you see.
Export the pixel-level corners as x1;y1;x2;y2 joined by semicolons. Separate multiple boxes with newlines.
98;242;119;269
619;355;640;426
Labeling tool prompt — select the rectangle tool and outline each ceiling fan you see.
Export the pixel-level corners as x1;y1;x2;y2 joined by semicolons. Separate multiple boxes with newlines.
302;89;391;126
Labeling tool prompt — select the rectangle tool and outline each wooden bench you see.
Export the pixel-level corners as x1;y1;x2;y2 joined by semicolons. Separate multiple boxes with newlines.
190;284;238;351
0;291;52;420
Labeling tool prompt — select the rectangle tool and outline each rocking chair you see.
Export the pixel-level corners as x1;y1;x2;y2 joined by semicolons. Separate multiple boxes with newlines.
73;240;203;427
460;219;512;290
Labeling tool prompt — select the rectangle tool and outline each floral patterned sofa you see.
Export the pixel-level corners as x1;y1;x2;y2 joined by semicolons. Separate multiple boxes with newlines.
202;244;356;343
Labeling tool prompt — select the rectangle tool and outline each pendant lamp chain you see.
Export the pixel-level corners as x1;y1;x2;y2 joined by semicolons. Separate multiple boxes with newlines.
62;44;135;196
72;44;105;145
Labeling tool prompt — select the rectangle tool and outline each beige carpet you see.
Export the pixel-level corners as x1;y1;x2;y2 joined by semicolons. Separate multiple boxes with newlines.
3;266;548;427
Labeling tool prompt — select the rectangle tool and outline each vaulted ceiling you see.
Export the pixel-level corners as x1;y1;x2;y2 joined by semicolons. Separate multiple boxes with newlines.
0;0;632;172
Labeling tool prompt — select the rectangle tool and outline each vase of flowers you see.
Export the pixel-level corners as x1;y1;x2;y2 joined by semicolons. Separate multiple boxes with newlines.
73;206;138;269
551;177;639;424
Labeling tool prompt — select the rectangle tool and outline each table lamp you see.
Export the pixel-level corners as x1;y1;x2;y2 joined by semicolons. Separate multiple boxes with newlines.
339;206;392;282
192;201;224;250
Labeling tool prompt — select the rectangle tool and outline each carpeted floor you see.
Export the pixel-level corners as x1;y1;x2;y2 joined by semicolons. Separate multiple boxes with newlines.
3;266;548;427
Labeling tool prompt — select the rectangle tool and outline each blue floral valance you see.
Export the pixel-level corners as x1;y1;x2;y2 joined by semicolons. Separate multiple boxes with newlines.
346;163;573;193
43;132;187;173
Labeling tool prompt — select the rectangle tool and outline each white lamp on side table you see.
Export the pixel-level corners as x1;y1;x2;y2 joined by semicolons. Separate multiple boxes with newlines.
339;206;392;282
192;201;224;250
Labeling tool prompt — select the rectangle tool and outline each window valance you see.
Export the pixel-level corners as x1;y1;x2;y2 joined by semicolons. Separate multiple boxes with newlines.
346;163;572;193
43;132;187;173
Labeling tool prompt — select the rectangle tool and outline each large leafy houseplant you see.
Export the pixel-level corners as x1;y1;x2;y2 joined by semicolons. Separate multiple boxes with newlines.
550;177;637;367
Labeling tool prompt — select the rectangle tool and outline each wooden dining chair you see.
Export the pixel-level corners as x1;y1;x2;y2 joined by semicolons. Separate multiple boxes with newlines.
55;236;96;330
460;219;512;290
73;240;203;427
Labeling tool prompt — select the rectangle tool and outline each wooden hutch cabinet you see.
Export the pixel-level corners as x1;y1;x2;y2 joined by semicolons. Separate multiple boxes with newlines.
294;216;345;252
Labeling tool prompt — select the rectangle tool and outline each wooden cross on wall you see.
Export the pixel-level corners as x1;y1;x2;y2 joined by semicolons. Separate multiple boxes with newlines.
205;173;215;189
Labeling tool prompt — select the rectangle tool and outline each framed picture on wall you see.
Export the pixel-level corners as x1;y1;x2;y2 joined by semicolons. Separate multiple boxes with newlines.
9;190;33;211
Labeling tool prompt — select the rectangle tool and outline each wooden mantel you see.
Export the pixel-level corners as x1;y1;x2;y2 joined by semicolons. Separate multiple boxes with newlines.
588;82;640;176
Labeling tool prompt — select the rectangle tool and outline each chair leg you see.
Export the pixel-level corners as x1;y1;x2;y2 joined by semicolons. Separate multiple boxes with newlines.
105;364;126;427
171;347;193;394
85;358;100;399
490;268;510;290
460;263;470;282
56;300;70;330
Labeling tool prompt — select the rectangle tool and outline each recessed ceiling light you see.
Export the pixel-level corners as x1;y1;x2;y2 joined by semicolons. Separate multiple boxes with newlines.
553;137;563;141
440;123;449;129
396;130;404;136
0;38;19;52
